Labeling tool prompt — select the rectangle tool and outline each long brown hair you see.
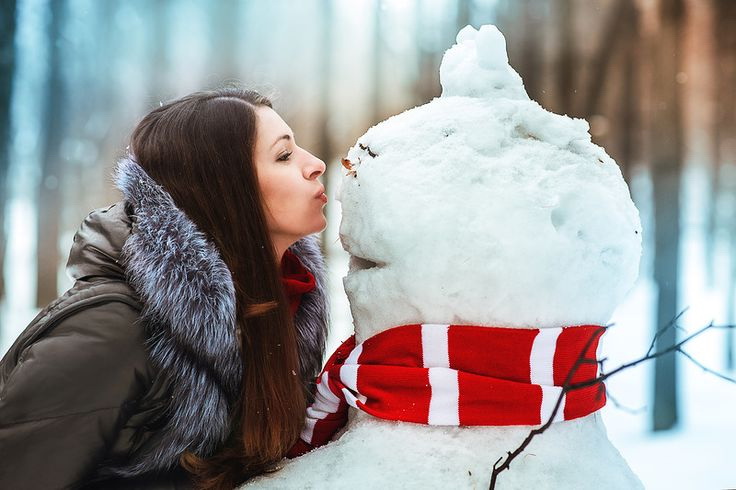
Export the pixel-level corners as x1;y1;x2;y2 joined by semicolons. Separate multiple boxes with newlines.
129;87;307;488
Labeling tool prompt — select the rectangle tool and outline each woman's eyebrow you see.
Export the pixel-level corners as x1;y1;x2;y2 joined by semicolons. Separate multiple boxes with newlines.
271;134;292;149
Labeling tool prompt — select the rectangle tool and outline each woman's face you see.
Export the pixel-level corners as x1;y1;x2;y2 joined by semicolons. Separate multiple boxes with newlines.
253;106;327;252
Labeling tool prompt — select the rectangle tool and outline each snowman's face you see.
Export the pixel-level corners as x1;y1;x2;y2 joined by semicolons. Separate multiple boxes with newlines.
337;96;642;340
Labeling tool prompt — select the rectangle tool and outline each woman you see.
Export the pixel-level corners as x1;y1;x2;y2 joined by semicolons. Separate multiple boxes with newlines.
0;88;330;489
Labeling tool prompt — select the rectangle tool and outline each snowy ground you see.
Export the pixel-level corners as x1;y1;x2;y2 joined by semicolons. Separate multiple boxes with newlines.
600;247;736;489
603;278;735;490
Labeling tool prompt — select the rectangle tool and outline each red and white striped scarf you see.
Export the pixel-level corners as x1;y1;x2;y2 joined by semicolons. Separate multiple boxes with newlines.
289;323;606;457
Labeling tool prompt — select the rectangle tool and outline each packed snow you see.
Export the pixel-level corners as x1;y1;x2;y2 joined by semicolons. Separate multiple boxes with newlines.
338;24;641;342
246;24;643;489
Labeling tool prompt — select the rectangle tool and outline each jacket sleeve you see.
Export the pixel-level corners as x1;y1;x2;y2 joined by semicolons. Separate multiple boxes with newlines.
0;300;149;490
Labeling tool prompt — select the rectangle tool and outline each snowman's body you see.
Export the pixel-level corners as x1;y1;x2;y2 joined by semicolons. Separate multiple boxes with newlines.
251;412;639;489
246;24;644;489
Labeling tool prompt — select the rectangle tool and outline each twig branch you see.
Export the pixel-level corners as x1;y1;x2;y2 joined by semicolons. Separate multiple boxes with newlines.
679;349;736;384
605;388;646;415
488;312;735;489
645;306;689;357
488;327;605;488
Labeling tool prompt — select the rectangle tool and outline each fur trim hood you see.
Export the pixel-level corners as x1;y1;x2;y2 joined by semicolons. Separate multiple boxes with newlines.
104;156;329;476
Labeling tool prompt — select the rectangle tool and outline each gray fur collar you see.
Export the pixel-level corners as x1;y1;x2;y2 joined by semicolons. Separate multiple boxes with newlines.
111;156;329;476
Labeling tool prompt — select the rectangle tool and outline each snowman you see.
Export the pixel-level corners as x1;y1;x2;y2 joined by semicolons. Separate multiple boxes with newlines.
246;24;644;489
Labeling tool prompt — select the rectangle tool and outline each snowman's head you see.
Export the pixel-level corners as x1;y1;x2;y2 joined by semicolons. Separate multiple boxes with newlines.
338;25;642;340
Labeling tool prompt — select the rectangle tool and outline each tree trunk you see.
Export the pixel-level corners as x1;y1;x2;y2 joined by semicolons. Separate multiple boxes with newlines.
518;0;542;101
0;0;17;301
149;0;171;102
36;0;66;307
371;0;383;124
457;0;472;31
318;0;333;252
556;0;574;115
712;0;736;369
209;0;239;83
414;0;441;104
650;0;685;432
618;1;641;184
582;0;637;119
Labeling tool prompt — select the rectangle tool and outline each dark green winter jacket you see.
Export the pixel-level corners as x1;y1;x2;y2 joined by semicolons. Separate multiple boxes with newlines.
0;158;329;489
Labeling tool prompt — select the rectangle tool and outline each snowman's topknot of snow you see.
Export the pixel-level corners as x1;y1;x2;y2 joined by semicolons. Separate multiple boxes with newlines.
440;25;529;101
338;25;642;341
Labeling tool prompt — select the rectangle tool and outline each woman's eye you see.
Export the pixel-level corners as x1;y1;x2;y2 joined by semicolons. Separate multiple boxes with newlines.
277;151;292;162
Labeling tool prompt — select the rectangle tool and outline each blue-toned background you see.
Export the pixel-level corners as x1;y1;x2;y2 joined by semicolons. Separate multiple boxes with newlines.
1;1;734;487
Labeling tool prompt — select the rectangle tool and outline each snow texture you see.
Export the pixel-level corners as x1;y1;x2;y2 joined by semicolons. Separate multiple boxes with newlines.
245;24;644;489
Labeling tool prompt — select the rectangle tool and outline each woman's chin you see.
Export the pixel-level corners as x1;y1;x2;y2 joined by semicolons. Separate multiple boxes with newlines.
304;215;328;237
318;212;328;229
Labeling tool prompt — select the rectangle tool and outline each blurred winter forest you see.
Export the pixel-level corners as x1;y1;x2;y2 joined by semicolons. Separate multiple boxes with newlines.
0;0;734;488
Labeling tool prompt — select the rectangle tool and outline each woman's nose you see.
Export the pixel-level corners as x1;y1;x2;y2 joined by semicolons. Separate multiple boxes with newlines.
306;153;326;180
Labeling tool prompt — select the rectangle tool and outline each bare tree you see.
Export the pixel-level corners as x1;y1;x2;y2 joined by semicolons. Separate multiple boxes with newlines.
556;0;574;115
712;0;736;370
414;0;442;105
208;0;240;84
60;1;116;257
317;0;334;253
148;0;172;104
517;0;543;102
649;0;686;431
551;0;641;182
581;0;638;119
617;1;642;184
0;0;17;302
371;0;384;124
36;0;67;307
457;0;472;31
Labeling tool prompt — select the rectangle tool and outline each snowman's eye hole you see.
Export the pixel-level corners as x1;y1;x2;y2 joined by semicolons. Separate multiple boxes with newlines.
358;143;377;158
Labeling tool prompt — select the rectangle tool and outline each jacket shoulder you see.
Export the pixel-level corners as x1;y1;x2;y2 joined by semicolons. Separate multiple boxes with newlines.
1;280;142;376
0;282;150;425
